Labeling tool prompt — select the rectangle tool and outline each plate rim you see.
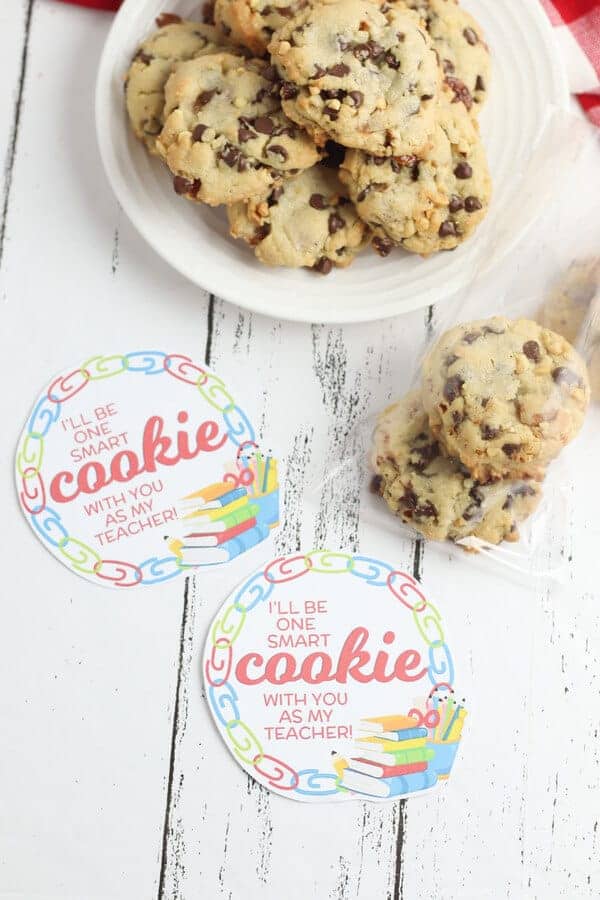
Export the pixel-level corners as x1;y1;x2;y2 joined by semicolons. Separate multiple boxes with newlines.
95;0;570;325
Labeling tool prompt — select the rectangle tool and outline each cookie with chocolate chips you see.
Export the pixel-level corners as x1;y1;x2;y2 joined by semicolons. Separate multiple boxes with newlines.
339;87;491;255
125;17;227;153
399;0;490;113
268;0;441;156
421;317;590;482
157;53;321;205
227;165;369;270
214;0;310;56
372;390;542;545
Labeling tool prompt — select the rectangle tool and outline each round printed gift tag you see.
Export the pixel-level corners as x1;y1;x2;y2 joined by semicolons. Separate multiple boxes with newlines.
15;351;279;588
204;550;467;803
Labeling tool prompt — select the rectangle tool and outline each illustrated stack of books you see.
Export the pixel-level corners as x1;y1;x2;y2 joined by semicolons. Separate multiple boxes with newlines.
340;715;438;799
169;481;268;566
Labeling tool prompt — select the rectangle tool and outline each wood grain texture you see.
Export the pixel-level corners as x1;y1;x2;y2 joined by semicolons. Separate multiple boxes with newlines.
1;4;599;900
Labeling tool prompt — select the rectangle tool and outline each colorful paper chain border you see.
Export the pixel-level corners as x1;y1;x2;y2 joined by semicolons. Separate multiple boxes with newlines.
205;550;455;799
16;351;256;587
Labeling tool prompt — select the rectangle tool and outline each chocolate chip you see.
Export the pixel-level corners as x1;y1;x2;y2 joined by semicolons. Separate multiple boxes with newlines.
194;90;216;111
356;187;370;202
348;90;364;107
502;494;513;510
262;65;278;81
446;353;459;366
173;175;200;196
201;1;215;24
442;58;455;74
309;193;327;210
327;63;350;77
310;65;327;79
469;485;484;506
324;107;339;121
373;236;394;257
523;340;541;362
253;116;274;134
445;75;473;111
463;27;478;45
192;124;208;142
443;375;464;402
314;257;333;275
321;88;344;100
421;94;433;101
475;75;486;92
401;486;418;509
502;443;521;458
439;221;457;237
385;52;400;70
218;144;241;168
353;45;371;61
454;161;473;179
155;12;182;27
368;41;385;61
515;484;537;498
463;330;481;344
238;125;254;142
328;212;345;234
267;144;288;161
412;441;439;469
281;82;299;100
370;475;383;494
481;424;499;440
464;196;482;213
452;410;464;426
135;51;153;64
552;367;582;388
397;31;405;41
268;185;284;205
449;195;464;213
390;155;418;174
251;224;271;245
415;501;438;519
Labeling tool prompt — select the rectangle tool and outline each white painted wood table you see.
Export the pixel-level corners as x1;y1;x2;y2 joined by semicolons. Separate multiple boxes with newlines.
1;2;600;898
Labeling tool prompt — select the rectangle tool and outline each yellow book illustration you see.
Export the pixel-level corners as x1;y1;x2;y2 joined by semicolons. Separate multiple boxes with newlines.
181;482;235;504
182;495;248;522
360;715;419;733
356;736;426;752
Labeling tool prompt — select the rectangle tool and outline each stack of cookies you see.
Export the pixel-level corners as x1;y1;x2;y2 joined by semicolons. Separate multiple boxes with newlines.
125;0;492;274
372;317;590;546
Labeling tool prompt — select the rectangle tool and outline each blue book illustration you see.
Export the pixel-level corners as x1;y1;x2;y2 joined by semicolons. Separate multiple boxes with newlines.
178;523;269;566
341;768;438;799
358;726;428;742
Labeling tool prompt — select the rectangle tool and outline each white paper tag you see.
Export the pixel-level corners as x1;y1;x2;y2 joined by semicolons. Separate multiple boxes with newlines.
15;351;279;588
204;550;466;802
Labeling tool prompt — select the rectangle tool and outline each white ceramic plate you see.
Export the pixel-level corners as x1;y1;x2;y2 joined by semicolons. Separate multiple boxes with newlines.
96;0;568;323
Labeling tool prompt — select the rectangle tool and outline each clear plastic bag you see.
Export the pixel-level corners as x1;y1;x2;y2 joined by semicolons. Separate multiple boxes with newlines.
316;110;600;584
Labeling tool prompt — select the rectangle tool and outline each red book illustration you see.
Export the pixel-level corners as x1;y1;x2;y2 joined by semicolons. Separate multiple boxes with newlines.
183;517;257;547
348;758;428;778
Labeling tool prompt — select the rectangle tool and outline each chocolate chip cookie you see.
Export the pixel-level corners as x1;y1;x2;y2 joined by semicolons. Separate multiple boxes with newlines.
422;317;590;482
157;53;321;205
214;0;310;55
372;390;542;544
125;18;226;153
268;0;441;156
400;0;490;113
227;164;368;270
339;87;491;255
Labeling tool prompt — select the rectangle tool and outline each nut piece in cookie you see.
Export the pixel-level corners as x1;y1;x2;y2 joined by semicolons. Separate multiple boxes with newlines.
399;0;490;113
372;390;542;545
214;0;310;56
421;317;591;482
125;18;227;153
268;0;441;156
227;165;369;271
157;53;322;206
340;87;491;256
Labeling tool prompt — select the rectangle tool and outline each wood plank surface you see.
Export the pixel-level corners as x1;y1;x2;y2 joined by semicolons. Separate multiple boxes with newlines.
0;3;599;899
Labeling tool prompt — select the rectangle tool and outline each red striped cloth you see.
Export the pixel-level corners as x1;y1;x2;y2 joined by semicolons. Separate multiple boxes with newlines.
58;0;600;123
